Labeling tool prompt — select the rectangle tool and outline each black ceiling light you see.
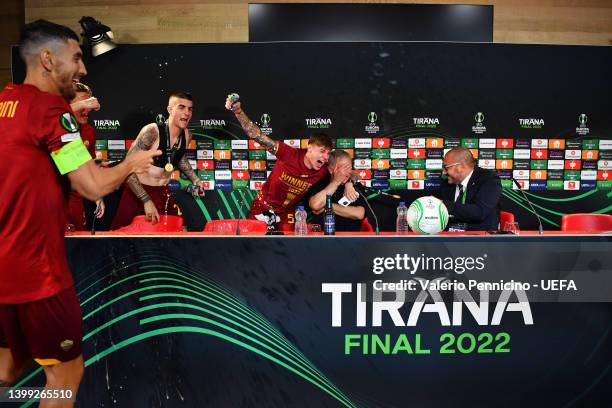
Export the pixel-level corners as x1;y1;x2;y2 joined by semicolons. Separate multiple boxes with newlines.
79;16;117;57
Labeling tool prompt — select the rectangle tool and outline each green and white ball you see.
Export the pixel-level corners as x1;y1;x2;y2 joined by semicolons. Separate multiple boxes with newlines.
407;196;449;235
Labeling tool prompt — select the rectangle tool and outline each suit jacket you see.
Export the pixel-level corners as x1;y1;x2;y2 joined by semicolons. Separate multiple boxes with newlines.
438;167;501;231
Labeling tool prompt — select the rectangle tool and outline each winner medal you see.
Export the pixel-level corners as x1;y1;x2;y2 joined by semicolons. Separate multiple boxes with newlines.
165;162;174;172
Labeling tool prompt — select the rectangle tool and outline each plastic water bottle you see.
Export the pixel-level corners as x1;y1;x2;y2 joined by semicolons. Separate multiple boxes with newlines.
295;206;308;236
396;201;409;234
324;194;335;235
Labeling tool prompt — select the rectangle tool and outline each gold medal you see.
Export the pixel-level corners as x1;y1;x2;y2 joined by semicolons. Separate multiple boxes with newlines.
165;163;174;172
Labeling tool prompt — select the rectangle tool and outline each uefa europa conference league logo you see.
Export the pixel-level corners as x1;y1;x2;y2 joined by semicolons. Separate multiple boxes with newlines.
472;111;486;134
365;111;380;134
260;113;273;135
60;112;79;132
322;253;577;356
576;113;589;136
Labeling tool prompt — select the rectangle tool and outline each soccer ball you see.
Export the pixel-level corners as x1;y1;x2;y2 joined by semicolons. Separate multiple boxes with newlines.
407;196;449;235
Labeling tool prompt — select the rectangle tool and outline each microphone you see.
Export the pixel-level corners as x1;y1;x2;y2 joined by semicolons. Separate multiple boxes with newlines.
155;113;166;125
353;183;380;235
167;179;201;195
511;177;544;235
90;201;102;235
355;182;401;199
233;187;250;235
90;210;97;235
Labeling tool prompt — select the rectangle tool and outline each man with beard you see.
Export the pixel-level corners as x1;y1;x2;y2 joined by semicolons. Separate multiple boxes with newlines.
0;20;159;405
439;147;501;231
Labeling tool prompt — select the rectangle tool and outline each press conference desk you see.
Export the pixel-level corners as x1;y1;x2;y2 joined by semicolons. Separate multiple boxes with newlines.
28;232;609;407
66;230;611;236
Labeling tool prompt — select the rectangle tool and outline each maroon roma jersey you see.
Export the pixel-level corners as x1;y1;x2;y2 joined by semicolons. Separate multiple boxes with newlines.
0;83;83;303
251;142;327;222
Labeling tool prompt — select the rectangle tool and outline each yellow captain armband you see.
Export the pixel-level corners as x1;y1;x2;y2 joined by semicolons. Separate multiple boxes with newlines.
50;138;92;175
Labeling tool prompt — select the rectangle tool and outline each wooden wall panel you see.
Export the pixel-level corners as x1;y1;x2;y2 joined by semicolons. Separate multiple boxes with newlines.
23;0;612;45
0;0;24;87
2;1;610;87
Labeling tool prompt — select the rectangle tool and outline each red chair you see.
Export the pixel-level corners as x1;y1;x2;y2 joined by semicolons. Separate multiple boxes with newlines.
360;217;374;232
204;219;268;235
117;215;183;233
499;211;515;229
561;213;612;232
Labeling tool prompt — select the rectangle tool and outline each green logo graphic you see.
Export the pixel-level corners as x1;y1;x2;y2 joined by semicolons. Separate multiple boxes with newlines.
214;140;230;149
530;160;547;170
389;179;407;189
95;140;108;150
407;159;425;169
461;138;478;148
597;180;612;189
60;112;79;133
564;170;580;181
371;149;390;159
197;170;215;180
249;150;267;160
335;138;354;149
232;180;249;189
496;149;513;159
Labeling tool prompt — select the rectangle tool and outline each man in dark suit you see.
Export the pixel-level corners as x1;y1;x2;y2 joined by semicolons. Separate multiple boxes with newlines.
439;147;501;231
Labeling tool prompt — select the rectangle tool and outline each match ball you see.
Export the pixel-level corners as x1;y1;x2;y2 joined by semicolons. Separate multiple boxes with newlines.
407;196;449;235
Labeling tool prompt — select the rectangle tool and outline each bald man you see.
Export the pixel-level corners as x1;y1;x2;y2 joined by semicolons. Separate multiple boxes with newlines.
439;147;501;231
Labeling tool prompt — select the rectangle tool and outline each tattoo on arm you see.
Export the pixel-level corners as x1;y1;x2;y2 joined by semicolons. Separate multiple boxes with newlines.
131;124;158;153
124;124;158;203
126;173;151;203
178;155;199;184
235;111;278;154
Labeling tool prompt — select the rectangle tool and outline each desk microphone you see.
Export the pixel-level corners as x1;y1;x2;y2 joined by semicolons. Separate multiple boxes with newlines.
511;177;544;235
234;187;250;235
355;182;401;199
167;179;200;195
90;210;97;235
354;183;380;235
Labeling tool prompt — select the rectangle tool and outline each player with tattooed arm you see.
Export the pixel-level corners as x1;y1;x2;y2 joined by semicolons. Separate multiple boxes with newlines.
111;92;206;230
225;94;358;231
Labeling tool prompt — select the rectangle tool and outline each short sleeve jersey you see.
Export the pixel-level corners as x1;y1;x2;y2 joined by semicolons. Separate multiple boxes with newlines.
257;142;328;216
0;83;85;303
80;122;96;157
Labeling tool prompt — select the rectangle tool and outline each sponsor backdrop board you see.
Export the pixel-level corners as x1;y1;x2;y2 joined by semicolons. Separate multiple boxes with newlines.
9;236;612;406
12;42;612;230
